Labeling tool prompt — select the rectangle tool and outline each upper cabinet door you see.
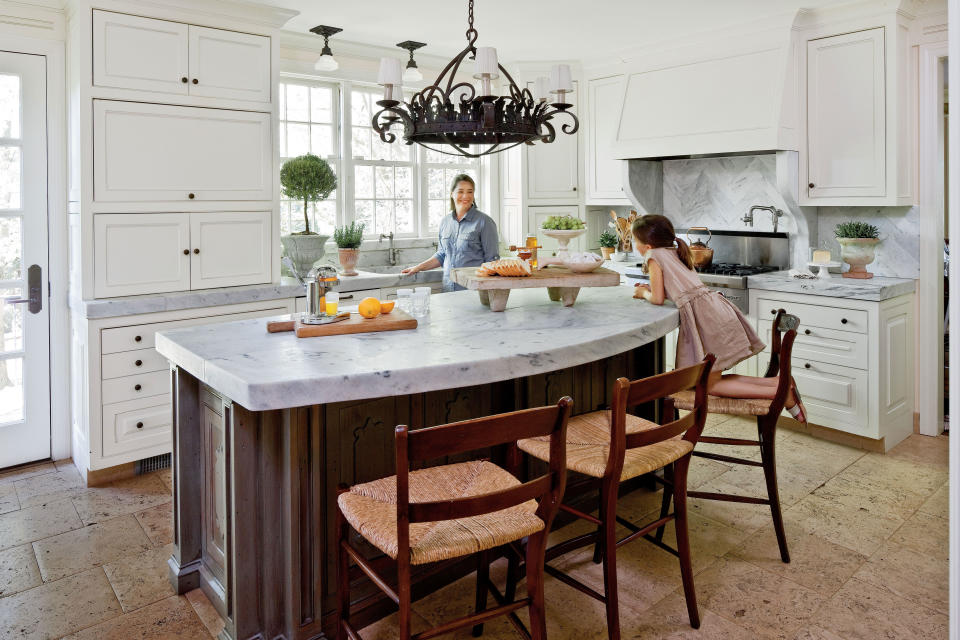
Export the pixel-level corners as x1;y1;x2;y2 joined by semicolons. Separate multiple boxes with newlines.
94;213;190;297
526;81;579;201
190;211;272;289
187;26;270;103
806;28;886;199
586;76;630;204
93;11;189;94
94;100;273;203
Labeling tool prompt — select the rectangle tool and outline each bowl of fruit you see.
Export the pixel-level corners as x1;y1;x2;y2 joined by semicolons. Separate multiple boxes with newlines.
540;215;586;259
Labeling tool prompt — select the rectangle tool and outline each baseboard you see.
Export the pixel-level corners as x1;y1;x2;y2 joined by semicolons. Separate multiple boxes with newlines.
85;461;137;487
777;417;886;453
914;412;921;434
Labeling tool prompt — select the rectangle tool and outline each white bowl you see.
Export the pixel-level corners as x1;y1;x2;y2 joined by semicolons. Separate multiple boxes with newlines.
563;260;603;273
540;228;587;240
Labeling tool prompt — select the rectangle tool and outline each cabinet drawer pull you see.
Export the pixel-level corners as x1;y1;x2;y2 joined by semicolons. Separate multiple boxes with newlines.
340;294;353;300
770;309;777;315
134;384;142;391
572;186;577;191
183;249;189;255
135;360;142;367
136;421;144;429
192;78;198;85
840;318;848;325
193;248;200;254
804;329;811;335
188;193;195;199
181;77;188;83
808;182;815;188
134;335;142;342
804;363;811;369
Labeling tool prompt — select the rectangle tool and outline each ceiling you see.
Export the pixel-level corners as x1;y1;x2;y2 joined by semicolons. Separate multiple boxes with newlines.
272;0;851;62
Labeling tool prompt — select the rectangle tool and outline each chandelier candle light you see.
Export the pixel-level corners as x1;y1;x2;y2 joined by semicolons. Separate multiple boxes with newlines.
372;0;578;158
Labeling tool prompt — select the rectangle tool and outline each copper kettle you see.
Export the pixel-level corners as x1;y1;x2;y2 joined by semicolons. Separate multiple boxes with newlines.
686;227;713;269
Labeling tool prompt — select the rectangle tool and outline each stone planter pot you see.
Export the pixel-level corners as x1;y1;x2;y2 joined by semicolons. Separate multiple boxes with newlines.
338;248;360;276
281;234;329;279
601;247;615;260
837;237;880;279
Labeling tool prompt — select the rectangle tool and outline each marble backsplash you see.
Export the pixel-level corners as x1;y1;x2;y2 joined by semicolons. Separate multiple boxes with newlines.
817;207;920;279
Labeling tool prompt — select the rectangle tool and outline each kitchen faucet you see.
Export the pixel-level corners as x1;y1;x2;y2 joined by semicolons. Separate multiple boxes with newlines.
742;205;784;233
379;232;399;266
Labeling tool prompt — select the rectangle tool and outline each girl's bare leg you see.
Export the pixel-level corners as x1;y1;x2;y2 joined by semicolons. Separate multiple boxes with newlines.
706;372;804;421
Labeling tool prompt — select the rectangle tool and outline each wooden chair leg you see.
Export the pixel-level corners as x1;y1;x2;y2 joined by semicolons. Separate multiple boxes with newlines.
599;479;621;640
336;501;351;640
758;417;790;563
505;543;520;603
655;463;674;542
472;549;491;637
525;531;549;640
397;554;413;640
672;455;700;629
592;489;605;565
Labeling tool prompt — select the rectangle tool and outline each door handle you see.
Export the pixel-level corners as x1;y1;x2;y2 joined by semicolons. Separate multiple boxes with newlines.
3;265;43;314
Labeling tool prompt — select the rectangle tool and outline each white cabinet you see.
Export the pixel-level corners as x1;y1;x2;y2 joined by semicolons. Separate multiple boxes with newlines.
94;213;190;297
93;100;273;203
93;11;189;95
95;213;272;297
525;81;579;201
93;10;270;103
190;212;271;289
585;76;630;204
528;206;583;255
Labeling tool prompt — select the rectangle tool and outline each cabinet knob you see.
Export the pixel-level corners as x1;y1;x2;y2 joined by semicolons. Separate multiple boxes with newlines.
188;193;195;199
804;329;811;335
181;77;188;83
841;318;848;324
134;384;142;391
193;248;200;254
804;363;811;369
136;421;144;429
183;249;189;255
134;335;142;342
572;186;577;191
135;359;142;367
192;78;198;85
770;309;777;315
808;182;815;189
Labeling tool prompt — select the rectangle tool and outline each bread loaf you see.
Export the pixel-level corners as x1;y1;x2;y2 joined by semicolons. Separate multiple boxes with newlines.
476;258;531;277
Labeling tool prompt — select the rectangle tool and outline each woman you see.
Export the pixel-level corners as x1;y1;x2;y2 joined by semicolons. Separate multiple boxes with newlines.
402;174;499;291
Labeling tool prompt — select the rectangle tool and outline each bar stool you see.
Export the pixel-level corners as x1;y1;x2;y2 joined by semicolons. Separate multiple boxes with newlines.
662;309;799;563
336;397;572;640
514;357;714;640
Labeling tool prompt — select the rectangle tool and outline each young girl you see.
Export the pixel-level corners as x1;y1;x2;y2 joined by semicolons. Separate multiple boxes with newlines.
632;214;806;421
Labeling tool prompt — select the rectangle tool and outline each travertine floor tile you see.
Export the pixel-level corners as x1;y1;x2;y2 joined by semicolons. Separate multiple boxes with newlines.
157;467;173;492
886;433;949;468
0;544;41;598
888;510;949;561
815;578;948;639
840;453;947;499
810;472;927;521
645;509;749;563
919;482;949;519
0;499;82;551
0;568;121;639
783;494;902;556
729;527;867;595
33;514;151;582
770;433;865;481
791;625;846;640
687;481;777;533
630;591;756;639
412;573;524;638
853;540;949;614
687;456;734;490
14;465;85;508
185;588;225;638
71;474;171;525
360;608;433;638
0;463;56;486
53;459;76;473
103;543;176;612
708;463;824;507
62;594;210;639
695;556;824;639
136;502;174;547
0;484;19;515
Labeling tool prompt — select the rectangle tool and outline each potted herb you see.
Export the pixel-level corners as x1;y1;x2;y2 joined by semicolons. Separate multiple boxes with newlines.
598;230;618;260
333;221;365;276
834;221;881;279
279;154;337;278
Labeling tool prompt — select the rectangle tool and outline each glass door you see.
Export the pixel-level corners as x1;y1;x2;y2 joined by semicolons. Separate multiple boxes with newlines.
0;50;50;468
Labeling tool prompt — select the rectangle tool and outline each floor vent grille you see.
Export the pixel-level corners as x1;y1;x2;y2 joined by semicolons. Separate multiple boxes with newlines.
136;453;171;475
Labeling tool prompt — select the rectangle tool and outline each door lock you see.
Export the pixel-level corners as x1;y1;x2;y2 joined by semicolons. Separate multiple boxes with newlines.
3;265;43;314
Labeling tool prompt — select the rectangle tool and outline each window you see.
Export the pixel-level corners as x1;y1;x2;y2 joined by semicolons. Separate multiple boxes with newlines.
279;78;483;239
278;80;339;236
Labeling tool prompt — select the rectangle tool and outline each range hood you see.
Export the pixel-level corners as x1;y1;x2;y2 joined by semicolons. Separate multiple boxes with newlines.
611;12;800;160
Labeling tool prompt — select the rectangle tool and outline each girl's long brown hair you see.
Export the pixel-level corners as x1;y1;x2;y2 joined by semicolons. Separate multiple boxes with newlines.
631;214;695;270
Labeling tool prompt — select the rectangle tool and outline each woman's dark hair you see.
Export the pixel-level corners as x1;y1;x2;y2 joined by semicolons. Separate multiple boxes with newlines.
449;173;477;212
631;214;694;270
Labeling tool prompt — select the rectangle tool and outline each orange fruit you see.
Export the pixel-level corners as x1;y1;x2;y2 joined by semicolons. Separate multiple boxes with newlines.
379;300;395;314
358;297;381;319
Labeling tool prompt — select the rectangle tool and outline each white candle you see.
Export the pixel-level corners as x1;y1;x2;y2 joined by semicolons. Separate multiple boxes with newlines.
812;250;831;263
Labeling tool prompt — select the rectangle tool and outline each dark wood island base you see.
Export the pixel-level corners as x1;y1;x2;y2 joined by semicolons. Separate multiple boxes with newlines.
168;342;661;640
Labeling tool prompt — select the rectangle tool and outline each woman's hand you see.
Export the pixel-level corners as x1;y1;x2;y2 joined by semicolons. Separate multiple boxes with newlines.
401;265;419;276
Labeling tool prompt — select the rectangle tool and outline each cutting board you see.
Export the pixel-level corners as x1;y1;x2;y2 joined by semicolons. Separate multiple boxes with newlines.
452;265;619;290
266;310;417;337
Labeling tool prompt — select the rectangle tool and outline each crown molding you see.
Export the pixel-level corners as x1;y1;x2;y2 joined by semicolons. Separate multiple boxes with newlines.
65;0;297;29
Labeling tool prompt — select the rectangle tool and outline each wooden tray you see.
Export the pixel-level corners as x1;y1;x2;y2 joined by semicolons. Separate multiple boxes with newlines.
451;265;619;311
266;310;417;337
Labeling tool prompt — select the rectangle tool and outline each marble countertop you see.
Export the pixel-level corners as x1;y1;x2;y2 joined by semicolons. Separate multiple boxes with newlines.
746;272;916;301
72;269;443;319
155;285;679;411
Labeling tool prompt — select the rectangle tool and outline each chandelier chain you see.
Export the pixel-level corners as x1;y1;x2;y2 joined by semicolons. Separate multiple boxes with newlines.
466;0;476;42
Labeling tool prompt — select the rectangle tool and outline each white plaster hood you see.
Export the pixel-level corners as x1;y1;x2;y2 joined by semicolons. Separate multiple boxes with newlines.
610;11;800;160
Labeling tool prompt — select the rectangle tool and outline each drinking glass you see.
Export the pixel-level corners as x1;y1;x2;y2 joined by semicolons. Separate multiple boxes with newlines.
396;288;413;314
324;291;339;316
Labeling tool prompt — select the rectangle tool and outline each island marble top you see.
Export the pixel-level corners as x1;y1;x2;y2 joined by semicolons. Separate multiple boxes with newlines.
746;272;916;302
155;285;679;411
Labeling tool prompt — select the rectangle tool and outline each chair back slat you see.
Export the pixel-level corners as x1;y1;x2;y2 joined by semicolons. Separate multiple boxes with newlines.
625;410;695;449
625;363;709;408
408;476;550;523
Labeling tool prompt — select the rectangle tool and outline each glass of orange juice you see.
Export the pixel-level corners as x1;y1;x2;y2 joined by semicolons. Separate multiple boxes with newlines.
325;291;339;316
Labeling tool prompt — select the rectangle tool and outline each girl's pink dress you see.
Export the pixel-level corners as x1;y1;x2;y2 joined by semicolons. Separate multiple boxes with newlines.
648;247;765;371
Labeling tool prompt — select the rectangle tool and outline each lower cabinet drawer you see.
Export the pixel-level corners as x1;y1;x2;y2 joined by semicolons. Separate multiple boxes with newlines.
102;370;170;404
337;288;381;303
759;320;868;370
102;348;168;379
791;360;871;437
102;395;172;458
755;298;868;334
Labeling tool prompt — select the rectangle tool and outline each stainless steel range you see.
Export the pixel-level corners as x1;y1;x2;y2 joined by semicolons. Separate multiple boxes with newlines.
622;229;789;314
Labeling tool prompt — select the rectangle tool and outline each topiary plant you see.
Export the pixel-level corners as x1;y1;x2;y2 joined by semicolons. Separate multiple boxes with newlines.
333;221;365;249
599;230;619;248
280;154;336;235
834;221;880;239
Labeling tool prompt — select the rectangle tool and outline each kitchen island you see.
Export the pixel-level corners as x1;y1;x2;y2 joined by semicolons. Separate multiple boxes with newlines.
155;285;678;640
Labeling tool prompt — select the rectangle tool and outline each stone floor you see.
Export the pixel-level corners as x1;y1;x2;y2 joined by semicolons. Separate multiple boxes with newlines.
0;417;949;639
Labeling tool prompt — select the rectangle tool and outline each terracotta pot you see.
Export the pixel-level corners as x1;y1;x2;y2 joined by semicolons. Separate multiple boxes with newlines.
337;248;360;276
601;247;615;260
837;238;880;279
280;234;329;280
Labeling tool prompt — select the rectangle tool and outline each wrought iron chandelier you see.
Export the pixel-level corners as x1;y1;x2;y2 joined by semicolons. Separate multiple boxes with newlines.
372;0;579;158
